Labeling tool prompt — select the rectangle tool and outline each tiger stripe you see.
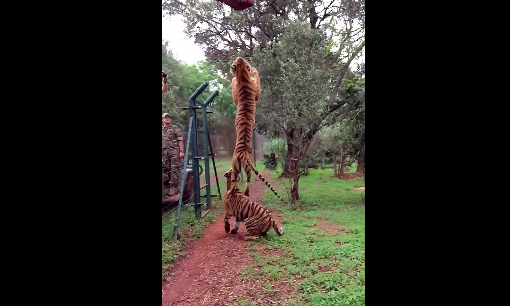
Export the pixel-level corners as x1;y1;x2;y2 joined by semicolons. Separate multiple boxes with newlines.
229;57;284;202
223;170;284;237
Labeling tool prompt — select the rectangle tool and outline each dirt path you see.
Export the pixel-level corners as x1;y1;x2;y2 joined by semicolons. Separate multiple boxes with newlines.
162;170;271;306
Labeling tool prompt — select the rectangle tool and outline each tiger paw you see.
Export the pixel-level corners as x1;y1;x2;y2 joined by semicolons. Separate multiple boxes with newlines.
230;228;238;234
224;222;230;233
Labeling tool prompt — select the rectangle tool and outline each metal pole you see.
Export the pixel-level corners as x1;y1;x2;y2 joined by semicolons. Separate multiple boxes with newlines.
173;119;194;239
208;132;222;200
189;82;208;218
201;91;219;209
214;130;220;157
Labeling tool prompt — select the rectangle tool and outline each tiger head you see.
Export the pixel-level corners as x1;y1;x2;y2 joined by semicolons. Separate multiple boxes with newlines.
223;169;233;179
224;169;237;193
230;57;252;78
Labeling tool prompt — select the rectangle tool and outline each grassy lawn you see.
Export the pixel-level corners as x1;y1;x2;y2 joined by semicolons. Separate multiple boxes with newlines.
207;158;232;178
320;162;358;173
240;168;365;306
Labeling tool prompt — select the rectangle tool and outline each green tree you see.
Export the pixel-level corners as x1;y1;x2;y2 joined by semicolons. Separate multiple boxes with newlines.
164;0;365;202
252;22;364;201
162;42;234;128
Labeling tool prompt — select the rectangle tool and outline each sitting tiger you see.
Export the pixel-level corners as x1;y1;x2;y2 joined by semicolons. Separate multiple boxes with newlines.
229;57;284;203
223;169;284;240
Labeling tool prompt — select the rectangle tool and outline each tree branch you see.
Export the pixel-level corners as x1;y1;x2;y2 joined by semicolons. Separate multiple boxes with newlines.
327;39;365;110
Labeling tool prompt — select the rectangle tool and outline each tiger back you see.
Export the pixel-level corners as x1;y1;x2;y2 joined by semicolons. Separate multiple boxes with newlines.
223;170;284;238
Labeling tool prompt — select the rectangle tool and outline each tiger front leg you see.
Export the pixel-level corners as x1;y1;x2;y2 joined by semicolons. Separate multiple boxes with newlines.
230;168;242;192
231;77;240;107
250;67;261;101
230;219;241;234
224;213;232;233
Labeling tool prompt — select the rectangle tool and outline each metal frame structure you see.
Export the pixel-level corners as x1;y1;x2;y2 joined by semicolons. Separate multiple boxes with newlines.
173;82;222;239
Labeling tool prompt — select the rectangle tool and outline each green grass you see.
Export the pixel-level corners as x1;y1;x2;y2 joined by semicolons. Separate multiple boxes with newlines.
319;162;358;173
346;162;358;173
197;159;231;185
208;158;232;175
236;299;257;306
240;168;365;306
163;160;364;304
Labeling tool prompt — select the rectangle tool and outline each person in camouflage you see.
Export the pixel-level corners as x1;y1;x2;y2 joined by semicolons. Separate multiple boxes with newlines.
162;113;184;196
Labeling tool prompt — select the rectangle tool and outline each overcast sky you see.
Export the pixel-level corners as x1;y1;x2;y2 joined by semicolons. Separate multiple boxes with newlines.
162;15;364;66
162;15;205;64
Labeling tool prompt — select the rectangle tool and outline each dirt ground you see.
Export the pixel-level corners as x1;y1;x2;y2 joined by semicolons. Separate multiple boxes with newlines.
162;170;288;306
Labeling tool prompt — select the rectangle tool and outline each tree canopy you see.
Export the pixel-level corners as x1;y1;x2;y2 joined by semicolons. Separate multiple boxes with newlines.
162;41;235;128
162;0;365;202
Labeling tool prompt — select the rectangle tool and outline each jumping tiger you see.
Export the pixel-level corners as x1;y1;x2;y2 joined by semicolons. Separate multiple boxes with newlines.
223;169;284;239
229;57;284;203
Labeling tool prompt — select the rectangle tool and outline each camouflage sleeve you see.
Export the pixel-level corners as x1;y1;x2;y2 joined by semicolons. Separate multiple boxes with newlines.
175;128;183;141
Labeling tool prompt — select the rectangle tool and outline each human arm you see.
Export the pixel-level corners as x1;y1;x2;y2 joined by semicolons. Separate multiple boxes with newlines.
175;128;184;158
162;71;168;93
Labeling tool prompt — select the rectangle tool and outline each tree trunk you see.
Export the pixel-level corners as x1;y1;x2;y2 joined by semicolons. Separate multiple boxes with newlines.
356;142;365;174
225;135;230;158
356;161;363;173
339;152;349;177
282;128;317;202
281;137;301;202
291;170;300;202
282;141;299;179
333;154;337;177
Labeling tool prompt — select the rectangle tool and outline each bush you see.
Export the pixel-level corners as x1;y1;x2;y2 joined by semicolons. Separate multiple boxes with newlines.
266;138;287;165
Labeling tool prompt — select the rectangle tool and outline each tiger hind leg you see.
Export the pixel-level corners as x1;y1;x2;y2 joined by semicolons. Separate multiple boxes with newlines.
244;218;261;240
243;163;252;196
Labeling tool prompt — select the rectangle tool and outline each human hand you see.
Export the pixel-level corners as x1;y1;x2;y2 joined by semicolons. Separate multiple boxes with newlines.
179;151;184;159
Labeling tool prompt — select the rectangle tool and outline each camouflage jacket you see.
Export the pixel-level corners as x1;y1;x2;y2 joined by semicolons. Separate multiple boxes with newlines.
162;124;183;154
